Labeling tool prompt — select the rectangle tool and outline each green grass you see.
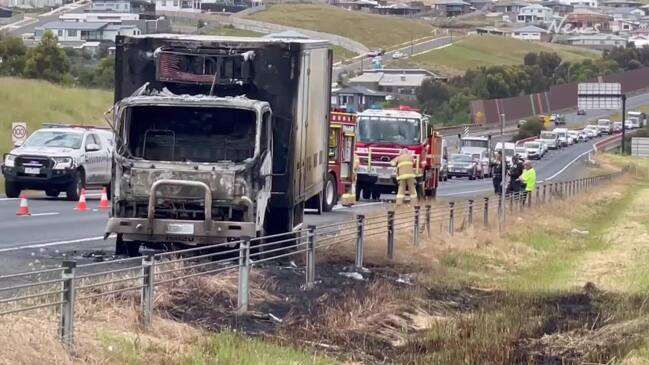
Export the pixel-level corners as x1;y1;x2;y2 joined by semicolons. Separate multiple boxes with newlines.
97;330;337;365
331;45;357;63
247;4;435;49
400;36;599;76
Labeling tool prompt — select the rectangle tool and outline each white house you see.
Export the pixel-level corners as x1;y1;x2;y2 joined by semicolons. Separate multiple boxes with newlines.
35;20;141;42
90;0;132;12
10;0;62;8
517;4;554;24
629;34;649;47
59;12;139;23
511;24;550;40
155;0;201;12
565;33;627;49
559;0;597;7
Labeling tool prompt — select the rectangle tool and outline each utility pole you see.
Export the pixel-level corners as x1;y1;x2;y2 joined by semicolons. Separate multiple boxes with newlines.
621;94;627;154
499;113;506;231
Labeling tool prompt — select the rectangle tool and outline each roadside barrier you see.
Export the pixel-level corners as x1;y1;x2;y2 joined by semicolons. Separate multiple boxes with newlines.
0;171;625;351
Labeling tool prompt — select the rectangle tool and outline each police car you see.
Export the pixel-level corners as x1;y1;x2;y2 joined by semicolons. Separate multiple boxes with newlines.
2;124;114;200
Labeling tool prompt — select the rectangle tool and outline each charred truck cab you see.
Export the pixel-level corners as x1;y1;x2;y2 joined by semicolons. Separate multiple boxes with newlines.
105;35;332;256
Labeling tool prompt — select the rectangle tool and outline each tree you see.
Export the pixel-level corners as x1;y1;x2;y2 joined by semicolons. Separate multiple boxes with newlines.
94;56;114;89
23;31;71;84
0;33;27;76
512;120;544;142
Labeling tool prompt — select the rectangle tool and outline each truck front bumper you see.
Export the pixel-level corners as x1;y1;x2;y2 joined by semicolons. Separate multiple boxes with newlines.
106;178;256;245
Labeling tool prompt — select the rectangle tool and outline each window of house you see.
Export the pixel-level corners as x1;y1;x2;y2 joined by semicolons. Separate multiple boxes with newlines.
162;0;167;6
57;30;63;37
68;29;77;37
173;0;178;6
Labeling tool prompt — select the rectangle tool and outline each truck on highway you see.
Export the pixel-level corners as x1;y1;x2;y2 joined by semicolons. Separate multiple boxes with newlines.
493;142;516;164
539;131;559;150
597;119;613;135
354;107;442;199
627;111;645;128
104;34;332;256
553;127;569;147
459;135;492;178
2;124;114;200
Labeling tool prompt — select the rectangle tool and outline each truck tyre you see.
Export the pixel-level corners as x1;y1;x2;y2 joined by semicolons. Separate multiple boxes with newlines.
66;169;85;201
115;234;141;257
45;189;60;198
5;181;20;198
323;173;337;212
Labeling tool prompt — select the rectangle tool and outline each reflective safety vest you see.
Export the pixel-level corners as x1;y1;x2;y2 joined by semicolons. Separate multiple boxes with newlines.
391;152;415;181
521;168;537;192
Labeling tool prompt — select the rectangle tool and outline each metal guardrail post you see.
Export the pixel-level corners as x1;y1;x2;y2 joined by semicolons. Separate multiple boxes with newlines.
468;199;474;226
542;184;547;204
448;202;455;236
387;211;395;260
425;205;432;238
509;193;514;211
141;254;154;326
535;186;539;205
497;195;502;216
413;206;421;246
60;260;76;351
237;236;251;313
306;225;316;289
483;197;489;226
355;215;365;270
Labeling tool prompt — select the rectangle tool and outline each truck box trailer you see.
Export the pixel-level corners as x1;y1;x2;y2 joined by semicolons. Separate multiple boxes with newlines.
105;34;332;255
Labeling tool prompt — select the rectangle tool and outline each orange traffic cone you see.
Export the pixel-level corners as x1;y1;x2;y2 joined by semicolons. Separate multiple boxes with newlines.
98;187;110;210
75;189;88;211
16;193;30;216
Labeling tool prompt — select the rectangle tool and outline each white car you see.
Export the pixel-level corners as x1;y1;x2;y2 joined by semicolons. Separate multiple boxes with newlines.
625;120;634;130
515;146;528;160
534;139;548;156
612;121;622;133
524;141;543;159
567;130;580;144
391;51;405;59
597;119;612;135
585;125;601;137
553;128;569;147
1;125;114;200
539;131;559;150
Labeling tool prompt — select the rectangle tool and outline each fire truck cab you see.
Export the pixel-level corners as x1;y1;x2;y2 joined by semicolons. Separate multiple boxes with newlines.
325;111;357;211
354;107;442;200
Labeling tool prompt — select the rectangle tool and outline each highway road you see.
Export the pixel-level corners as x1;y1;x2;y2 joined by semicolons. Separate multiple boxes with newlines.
0;133;607;276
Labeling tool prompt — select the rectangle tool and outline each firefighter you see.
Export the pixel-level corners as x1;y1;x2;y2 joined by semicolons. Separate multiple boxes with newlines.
391;149;417;205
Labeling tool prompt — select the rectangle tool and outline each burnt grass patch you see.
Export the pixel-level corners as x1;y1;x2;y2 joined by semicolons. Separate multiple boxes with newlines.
156;260;649;364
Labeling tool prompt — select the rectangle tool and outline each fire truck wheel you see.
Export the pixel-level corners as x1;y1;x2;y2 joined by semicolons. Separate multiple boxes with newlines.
323;173;337;212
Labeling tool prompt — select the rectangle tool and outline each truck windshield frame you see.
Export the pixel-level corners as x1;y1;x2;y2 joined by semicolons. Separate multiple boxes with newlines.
119;104;260;164
540;131;556;139
357;116;421;145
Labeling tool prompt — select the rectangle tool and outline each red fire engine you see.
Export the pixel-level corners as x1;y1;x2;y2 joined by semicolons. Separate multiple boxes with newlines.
354;106;442;200
324;111;357;211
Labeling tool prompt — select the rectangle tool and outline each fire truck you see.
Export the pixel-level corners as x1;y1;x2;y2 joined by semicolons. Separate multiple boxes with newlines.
324;110;357;211
354;106;442;200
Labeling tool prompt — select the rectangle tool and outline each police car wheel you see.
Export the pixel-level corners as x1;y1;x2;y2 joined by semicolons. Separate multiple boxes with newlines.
66;170;85;201
45;189;60;198
5;181;20;198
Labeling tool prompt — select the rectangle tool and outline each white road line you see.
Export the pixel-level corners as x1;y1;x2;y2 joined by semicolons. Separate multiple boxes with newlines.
544;149;592;181
29;212;60;217
440;188;493;197
0;235;113;253
0;198;18;202
333;201;384;211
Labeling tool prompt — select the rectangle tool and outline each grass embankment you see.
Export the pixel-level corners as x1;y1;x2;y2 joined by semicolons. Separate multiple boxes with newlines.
0;77;112;192
247;4;436;49
392;35;599;76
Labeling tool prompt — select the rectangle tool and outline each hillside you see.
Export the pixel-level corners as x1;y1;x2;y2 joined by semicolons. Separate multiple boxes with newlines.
246;4;436;49
0;77;112;156
395;36;600;76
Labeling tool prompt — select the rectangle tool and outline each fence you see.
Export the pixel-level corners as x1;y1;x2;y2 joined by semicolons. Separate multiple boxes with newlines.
0;171;624;351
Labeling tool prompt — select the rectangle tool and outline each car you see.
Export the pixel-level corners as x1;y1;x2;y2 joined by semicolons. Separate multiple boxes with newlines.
515;146;528;160
447;153;480;180
553;128;569;147
534;139;548;156
577;109;586;116
585;124;601;137
439;158;449;181
567;130;580;143
612;121;623;133
391;51;405;59
367;49;384;57
524;141;543;160
539;131;559;150
597;119;612;135
1;125;114;200
577;129;589;141
625;120;634;130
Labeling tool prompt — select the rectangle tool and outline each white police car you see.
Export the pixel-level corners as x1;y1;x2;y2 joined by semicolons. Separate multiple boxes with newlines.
2;124;114;200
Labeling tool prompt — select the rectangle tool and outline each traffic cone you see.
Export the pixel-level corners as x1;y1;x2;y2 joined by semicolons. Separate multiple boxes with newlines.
16;193;30;216
97;187;110;210
75;189;88;211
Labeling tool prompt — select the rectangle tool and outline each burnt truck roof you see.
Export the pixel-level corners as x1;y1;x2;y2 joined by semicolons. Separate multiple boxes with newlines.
122;33;330;47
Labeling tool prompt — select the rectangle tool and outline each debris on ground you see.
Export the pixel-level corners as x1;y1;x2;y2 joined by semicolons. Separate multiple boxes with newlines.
339;272;364;281
571;228;590;236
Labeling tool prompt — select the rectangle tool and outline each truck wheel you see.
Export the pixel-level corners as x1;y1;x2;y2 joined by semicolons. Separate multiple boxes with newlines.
5;181;21;198
66;170;85;201
323;173;337;212
45;189;60;198
114;234;141;257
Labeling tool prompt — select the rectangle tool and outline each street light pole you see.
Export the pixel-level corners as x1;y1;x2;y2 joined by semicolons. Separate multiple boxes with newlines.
500;113;506;230
621;94;627;154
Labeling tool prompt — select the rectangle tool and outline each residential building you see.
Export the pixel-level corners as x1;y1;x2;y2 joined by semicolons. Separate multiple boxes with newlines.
331;86;388;112
563;8;611;31
90;0;132;12
155;0;201;12
35;20;141;42
10;0;63;8
332;0;378;11
375;3;422;16
493;0;530;14
349;69;444;100
629;34;649;46
601;0;641;8
59;12;140;23
540;1;573;16
611;17;640;33
511;24;551;40
433;0;472;17
565;33;627;49
517;4;554;24
559;0;597;8
475;26;510;36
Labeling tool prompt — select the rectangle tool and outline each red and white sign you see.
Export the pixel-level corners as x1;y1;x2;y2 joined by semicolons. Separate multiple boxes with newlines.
11;122;27;146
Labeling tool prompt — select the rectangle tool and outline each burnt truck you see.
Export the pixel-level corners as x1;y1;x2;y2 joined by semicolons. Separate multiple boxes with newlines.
104;35;332;256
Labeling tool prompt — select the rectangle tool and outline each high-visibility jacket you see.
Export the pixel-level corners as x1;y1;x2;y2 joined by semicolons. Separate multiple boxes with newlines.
521;168;536;192
391;152;415;181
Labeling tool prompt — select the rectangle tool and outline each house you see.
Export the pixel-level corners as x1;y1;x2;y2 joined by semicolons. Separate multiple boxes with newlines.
517;4;554;24
332;0;378;11
611;17;640;33
601;0;641;8
59;12;140;23
559;0;597;8
563;8;611;32
476;26;510;35
565;33;627;49
348;69;444;100
433;0;472;17
90;0;132;12
493;0;530;14
375;3;421;16
34;20;141;42
155;0;201;13
540;1;573;16
331;86;388;112
629;34;649;46
10;0;63;8
511;24;551;40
